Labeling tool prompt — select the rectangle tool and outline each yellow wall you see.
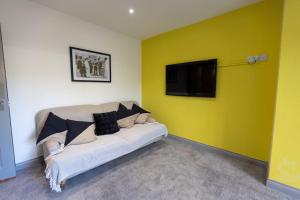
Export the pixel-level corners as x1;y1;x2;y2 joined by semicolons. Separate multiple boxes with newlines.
269;0;300;190
142;0;283;161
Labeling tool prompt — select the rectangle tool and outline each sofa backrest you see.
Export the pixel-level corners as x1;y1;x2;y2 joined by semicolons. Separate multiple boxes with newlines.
36;101;137;136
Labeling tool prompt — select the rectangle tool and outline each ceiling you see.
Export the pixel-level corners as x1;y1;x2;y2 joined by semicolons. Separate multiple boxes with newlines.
30;0;261;39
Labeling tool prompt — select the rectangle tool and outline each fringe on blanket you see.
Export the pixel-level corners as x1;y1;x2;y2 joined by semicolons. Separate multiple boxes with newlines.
45;163;62;192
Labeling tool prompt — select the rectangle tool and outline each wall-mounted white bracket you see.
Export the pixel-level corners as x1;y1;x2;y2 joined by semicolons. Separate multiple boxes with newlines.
247;54;268;64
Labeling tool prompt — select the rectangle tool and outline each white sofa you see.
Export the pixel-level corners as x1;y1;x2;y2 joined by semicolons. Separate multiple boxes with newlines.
36;101;168;192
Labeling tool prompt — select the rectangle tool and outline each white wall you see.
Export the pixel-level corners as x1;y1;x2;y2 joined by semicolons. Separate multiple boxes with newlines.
0;0;141;164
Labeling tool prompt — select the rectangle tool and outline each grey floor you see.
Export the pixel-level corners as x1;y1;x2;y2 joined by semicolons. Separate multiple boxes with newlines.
0;138;294;200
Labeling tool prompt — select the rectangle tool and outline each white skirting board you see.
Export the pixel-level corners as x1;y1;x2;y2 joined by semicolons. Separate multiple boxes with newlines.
267;179;300;199
168;134;267;167
16;156;43;171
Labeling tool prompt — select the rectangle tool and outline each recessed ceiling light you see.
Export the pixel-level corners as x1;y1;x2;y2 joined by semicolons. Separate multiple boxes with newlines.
129;8;134;14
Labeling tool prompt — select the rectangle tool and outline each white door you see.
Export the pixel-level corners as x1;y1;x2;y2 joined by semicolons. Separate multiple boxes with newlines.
0;25;16;180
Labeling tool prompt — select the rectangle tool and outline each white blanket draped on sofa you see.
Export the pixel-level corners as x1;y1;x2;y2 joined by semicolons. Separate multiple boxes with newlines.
45;123;167;192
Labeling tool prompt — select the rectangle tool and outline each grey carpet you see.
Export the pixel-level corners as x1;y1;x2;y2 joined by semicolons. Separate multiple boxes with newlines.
0;138;295;200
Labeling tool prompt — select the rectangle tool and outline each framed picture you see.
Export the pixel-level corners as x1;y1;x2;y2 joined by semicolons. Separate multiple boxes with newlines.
70;47;111;82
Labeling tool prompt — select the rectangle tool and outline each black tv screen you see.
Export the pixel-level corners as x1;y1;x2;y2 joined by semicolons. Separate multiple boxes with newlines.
166;59;217;97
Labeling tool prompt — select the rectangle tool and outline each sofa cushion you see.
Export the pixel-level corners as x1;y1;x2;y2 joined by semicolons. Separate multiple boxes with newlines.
93;111;120;135
131;104;151;124
117;103;141;128
117;104;133;119
135;113;150;124
117;114;139;128
65;120;96;145
37;112;67;145
131;104;150;114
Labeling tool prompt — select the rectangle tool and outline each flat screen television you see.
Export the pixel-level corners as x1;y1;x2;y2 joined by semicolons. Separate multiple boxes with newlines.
166;59;217;97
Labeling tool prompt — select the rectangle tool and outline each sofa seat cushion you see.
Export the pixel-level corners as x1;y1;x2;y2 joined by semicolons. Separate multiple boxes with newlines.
115;122;168;151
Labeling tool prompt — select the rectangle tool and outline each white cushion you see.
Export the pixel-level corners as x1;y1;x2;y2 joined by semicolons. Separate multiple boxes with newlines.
135;113;150;124
117;114;139;128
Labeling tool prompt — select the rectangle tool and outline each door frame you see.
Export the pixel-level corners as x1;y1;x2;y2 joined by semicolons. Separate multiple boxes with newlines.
0;24;16;181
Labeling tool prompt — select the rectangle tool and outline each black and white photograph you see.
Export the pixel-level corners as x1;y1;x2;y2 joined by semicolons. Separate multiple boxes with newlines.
70;47;111;82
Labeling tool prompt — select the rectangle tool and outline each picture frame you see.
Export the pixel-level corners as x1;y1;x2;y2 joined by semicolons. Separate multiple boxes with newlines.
69;47;111;82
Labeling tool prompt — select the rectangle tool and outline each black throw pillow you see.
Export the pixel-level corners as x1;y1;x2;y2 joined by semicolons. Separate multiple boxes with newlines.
65;120;94;145
131;104;150;114
36;112;67;144
116;103;135;120
93;111;120;135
